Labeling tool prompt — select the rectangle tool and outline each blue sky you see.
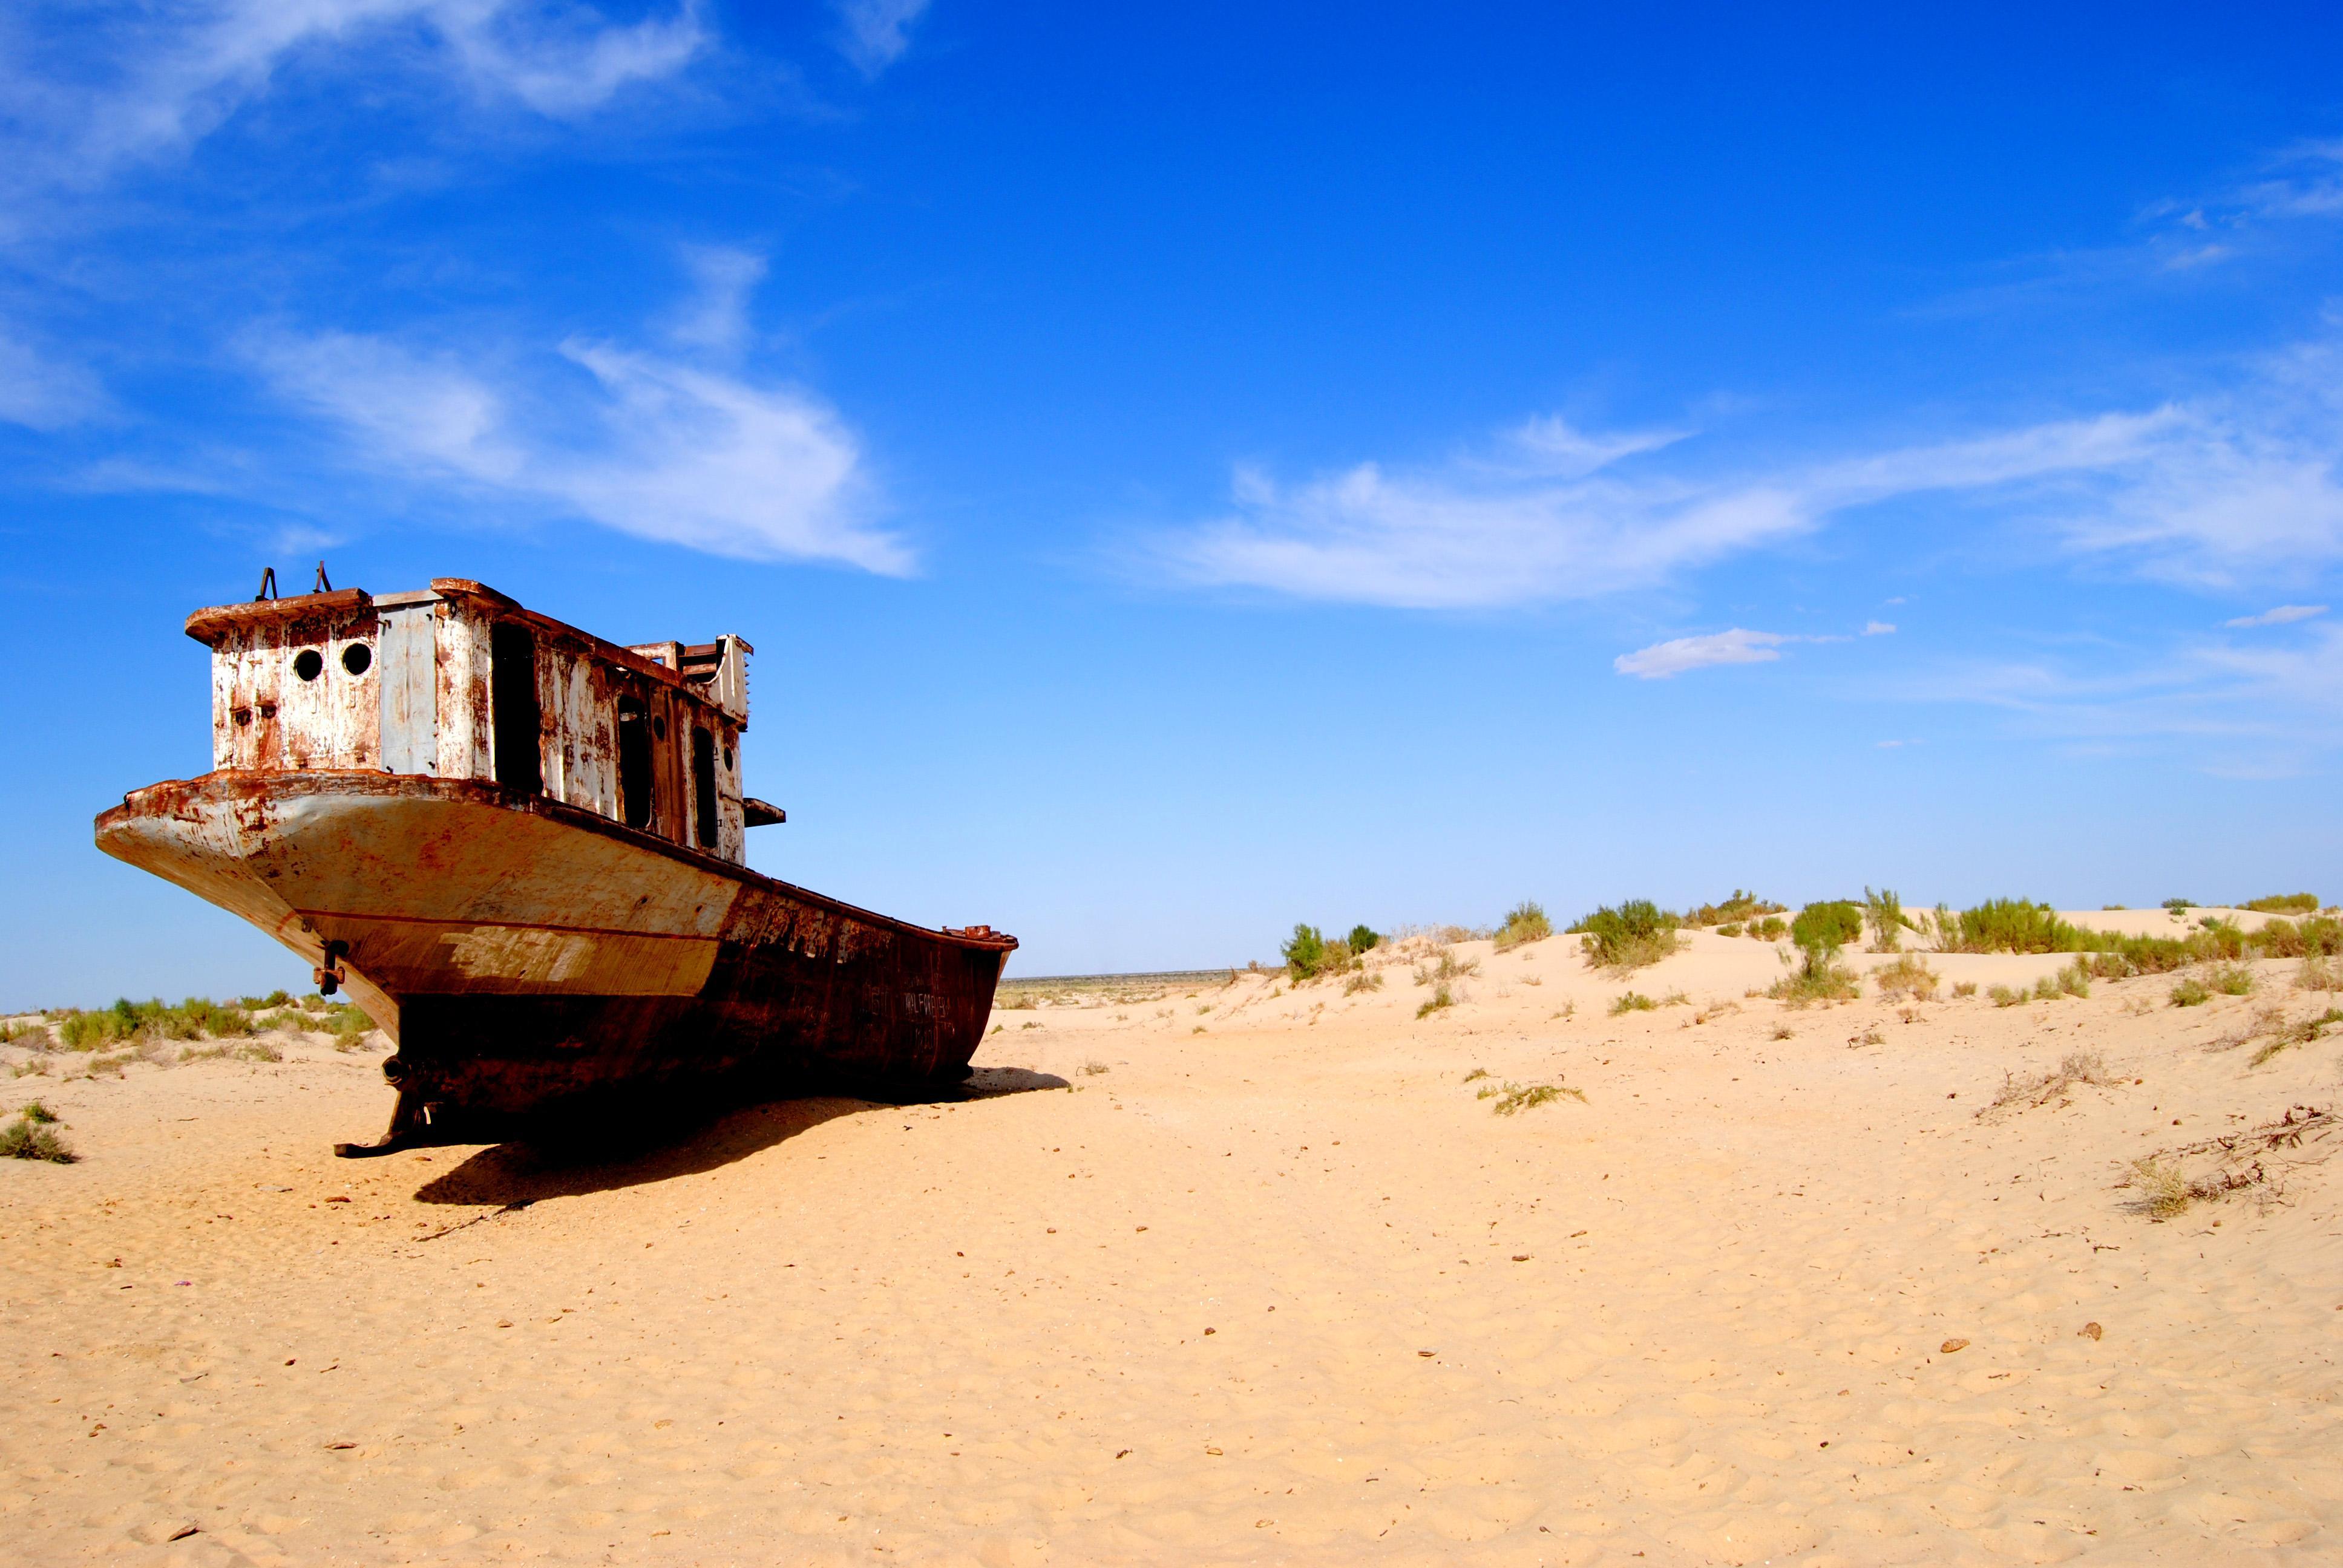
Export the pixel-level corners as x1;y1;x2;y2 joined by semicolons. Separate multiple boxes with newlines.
4;2;2341;1007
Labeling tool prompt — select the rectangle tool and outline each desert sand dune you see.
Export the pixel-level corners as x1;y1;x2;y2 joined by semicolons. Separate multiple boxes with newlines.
2;915;2339;1565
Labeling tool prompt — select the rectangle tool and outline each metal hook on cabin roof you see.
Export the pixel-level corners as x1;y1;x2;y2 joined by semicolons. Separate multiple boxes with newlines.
313;561;333;593
255;567;277;602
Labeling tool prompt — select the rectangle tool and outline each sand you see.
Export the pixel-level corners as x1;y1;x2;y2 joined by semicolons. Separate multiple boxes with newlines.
4;910;2341;1566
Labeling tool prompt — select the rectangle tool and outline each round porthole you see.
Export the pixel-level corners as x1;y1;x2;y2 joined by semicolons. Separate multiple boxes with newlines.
342;642;372;676
653;714;667;740
293;648;324;682
723;745;733;772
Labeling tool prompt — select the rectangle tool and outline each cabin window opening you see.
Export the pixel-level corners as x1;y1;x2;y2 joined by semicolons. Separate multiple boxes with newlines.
490;621;543;796
232;707;252;728
652;713;666;740
293;648;324;682
723;743;733;772
692;727;719;849
616;694;654;831
341;642;372;676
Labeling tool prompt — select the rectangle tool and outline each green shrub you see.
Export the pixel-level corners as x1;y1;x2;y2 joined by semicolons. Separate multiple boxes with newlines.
1416;983;1455;1019
2171;977;2210;1007
0;1116;74;1163
1573;900;1681;970
19;1100;57;1123
1790;901;1863;952
1950;980;1977;998
2163;897;2194;912
1768;944;1860;1006
1494;901;1552;952
1751;915;1786;941
1717;922;1743;938
1281;923;1326;979
1346;924;1381;955
57;997;254;1051
1938;899;2082;954
1987;984;2025;1008
1862;887;1915;952
2243;892;2320;914
2210;964;2255;996
1683;890;1784;927
1608;991;1657;1015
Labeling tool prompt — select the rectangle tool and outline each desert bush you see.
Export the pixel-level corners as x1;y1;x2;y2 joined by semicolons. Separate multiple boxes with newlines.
1768;944;1860;1007
1;1109;74;1163
1717;923;1743;937
2298;956;2340;991
1;1017;52;1047
2163;897;2194;912
1936;898;2083;954
1346;924;1381;955
2244;892;2321;913
2170;976;2210;1007
1282;924;1328;981
326;1005;375;1050
1863;887;1916;952
1683;890;1785;928
1343;970;1383;995
2128;1157;2235;1221
1608;991;1657;1015
1987;984;2025;1008
57;997;254;1051
1416;983;1455;1019
1573;900;1681;970
1412;950;1478;986
2210;964;2256;996
1791;901;1864;952
1950;980;1978;998
2249;1007;2343;1067
1871;952;1939;1002
1493;901;1553;952
1479;1080;1585;1114
1751;915;1786;941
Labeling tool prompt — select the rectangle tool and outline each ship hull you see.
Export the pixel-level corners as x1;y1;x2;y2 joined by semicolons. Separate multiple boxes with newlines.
94;773;1015;1151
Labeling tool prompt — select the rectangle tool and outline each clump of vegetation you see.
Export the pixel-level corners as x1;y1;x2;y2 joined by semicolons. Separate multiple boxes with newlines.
2012;959;2092;1003
1768;944;1860;1007
1749;915;1786;941
2298;956;2339;991
1987;983;2026;1008
2243;892;2321;914
1412;950;1478;987
1343;970;1383;995
1347;925;1381;955
2162;897;2194;912
1871;952;1939;1002
1478;1080;1585;1114
1608;991;1657;1015
1950;980;1978;998
2248;1007;2343;1068
1080;1059;1109;1076
1;1016;53;1047
1683;890;1786;928
326;1004;375;1050
1862;887;1917;952
56;996;257;1051
2210;964;2256;996
1461;1068;1490;1083
1935;898;2080;954
1990;1051;2114;1111
1493;901;1553;952
1;1103;74;1163
2128;1156;2253;1221
1416;983;1455;1019
1790;901;1864;952
1284;923;1374;983
1571;900;1681;970
2171;976;2211;1007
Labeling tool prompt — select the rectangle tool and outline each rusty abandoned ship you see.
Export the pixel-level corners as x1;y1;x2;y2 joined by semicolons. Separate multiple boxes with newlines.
94;574;1017;1157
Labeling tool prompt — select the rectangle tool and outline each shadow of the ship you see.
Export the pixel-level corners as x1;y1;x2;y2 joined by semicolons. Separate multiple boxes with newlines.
412;1064;1069;1206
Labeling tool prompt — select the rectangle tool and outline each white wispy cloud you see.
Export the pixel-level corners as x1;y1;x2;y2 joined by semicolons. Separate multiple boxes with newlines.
1863;620;1896;635
247;322;902;572
665;245;768;356
0;0;707;192
0;328;108;429
1152;329;2343;607
1614;629;1792;679
833;0;928;76
2224;603;2327;627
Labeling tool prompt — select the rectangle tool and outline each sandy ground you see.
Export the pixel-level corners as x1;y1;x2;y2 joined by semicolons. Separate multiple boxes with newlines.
4;911;2341;1566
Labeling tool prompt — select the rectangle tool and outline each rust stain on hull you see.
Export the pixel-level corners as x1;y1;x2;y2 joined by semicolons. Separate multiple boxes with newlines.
98;772;1013;1152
